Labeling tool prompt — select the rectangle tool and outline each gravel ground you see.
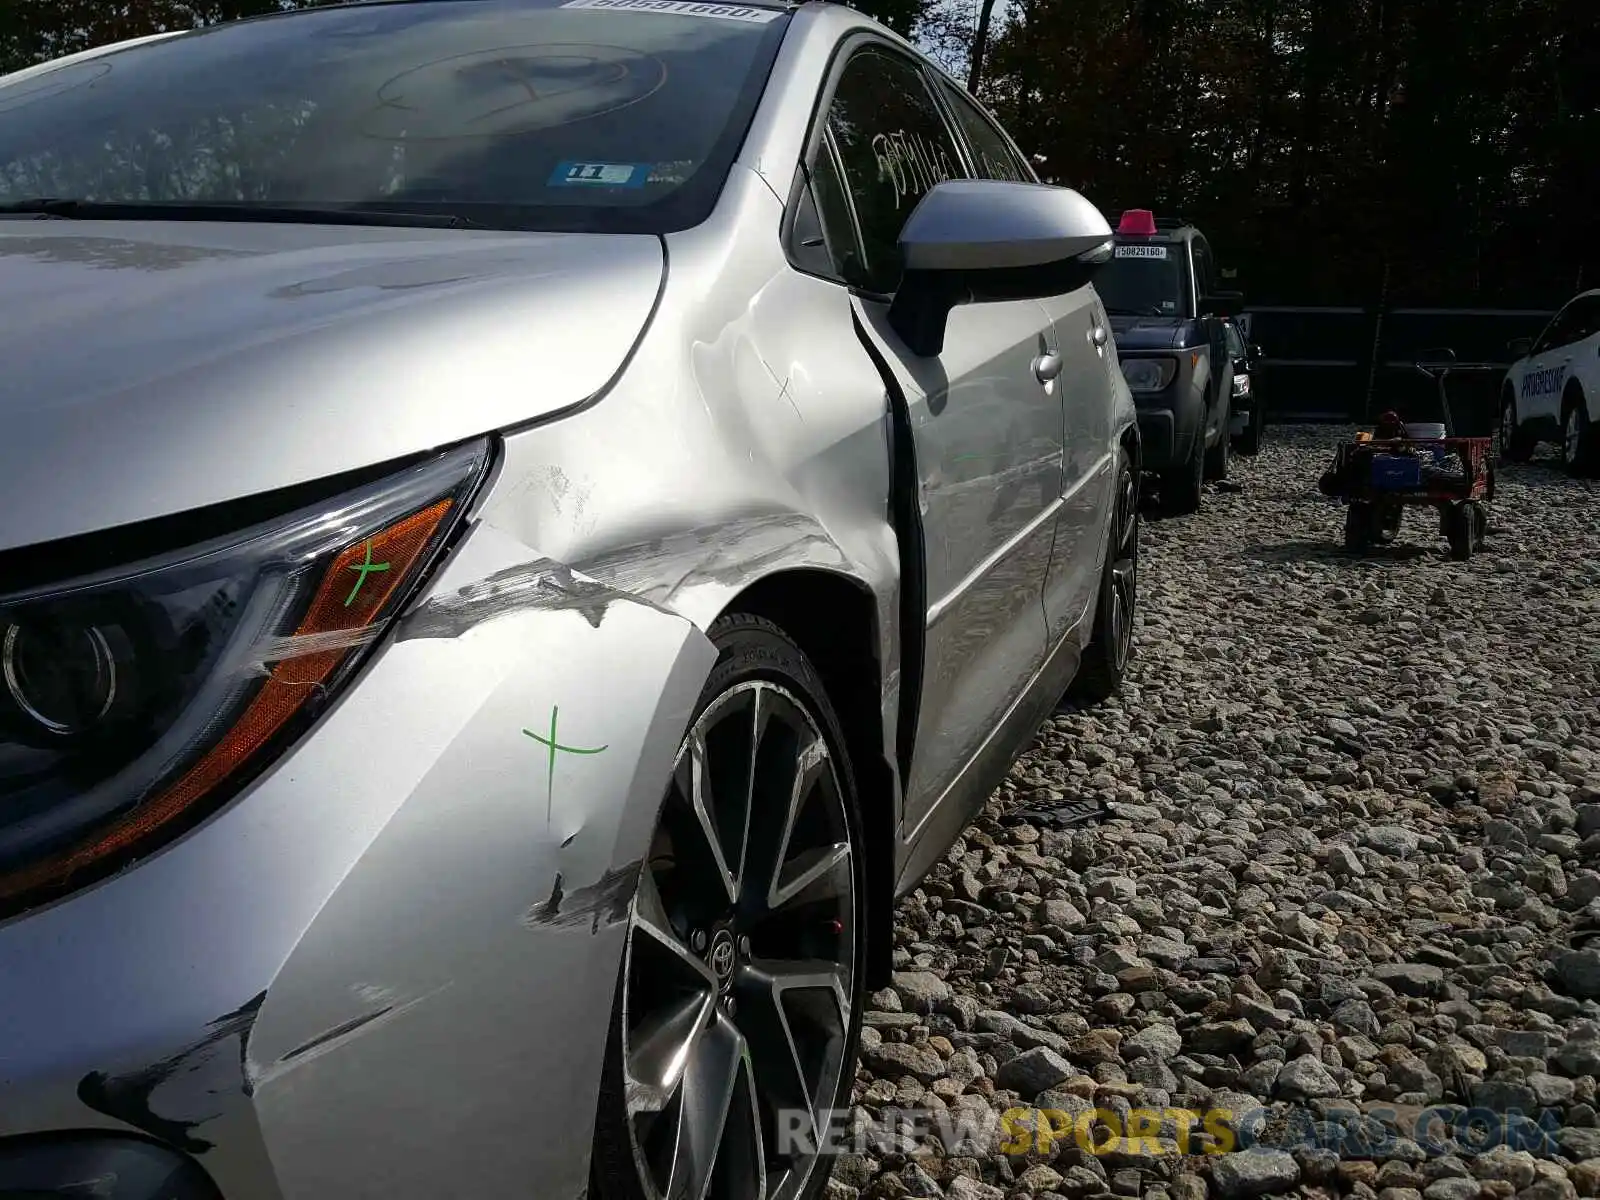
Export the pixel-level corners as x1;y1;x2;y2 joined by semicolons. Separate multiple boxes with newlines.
830;426;1600;1200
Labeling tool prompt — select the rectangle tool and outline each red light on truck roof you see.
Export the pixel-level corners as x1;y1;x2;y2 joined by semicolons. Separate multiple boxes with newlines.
1118;209;1158;236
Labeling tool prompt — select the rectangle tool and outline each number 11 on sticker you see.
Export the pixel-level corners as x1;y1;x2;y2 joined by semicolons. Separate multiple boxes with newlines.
549;160;648;188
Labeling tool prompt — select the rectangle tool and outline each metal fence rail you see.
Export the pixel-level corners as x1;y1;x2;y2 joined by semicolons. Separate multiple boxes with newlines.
1242;306;1557;433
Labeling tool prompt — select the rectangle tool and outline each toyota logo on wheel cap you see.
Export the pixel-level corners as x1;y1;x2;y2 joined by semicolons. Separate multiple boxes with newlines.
708;930;736;985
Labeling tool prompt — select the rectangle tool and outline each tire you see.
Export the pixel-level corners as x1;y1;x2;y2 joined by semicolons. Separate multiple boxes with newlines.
1235;394;1265;457
1070;449;1139;703
1561;390;1599;478
1445;504;1475;560
1159;425;1205;516
1344;503;1373;553
1374;503;1402;545
1203;393;1231;481
1500;388;1535;463
591;615;866;1200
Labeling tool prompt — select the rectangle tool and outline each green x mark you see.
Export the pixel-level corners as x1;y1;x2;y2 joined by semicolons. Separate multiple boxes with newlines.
344;539;391;608
523;705;608;821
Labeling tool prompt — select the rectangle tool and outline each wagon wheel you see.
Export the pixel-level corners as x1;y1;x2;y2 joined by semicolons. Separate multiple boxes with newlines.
1344;503;1373;553
1374;503;1403;546
1445;504;1475;561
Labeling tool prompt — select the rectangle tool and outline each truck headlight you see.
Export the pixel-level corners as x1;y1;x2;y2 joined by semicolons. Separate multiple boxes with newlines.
1120;357;1178;392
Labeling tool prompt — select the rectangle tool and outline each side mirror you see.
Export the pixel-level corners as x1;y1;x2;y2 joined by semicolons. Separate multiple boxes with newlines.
1202;290;1245;317
1507;337;1533;360
888;180;1113;357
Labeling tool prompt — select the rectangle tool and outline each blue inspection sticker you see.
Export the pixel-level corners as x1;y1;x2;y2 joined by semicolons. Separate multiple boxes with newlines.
549;161;652;189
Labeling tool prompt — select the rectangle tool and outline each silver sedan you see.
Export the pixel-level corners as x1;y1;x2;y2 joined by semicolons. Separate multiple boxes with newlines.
0;2;1139;1197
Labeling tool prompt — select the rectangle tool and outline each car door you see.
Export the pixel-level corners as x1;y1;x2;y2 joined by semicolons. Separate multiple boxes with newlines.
1522;300;1585;427
809;43;1062;838
1569;296;1600;414
933;77;1113;647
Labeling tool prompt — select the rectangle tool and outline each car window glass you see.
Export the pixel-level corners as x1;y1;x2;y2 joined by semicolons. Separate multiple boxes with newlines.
1192;239;1214;299
822;46;966;293
1225;322;1245;357
1533;310;1563;353
1538;305;1577;352
936;80;1031;182
0;0;789;234
1578;297;1600;341
808;131;867;282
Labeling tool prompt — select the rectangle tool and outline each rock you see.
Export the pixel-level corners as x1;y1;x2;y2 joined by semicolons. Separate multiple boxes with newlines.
861;1042;946;1084
995;1047;1076;1098
1188;1020;1258;1054
1558;1128;1600;1161
1520;1178;1578;1200
1558;1037;1600;1077
1373;963;1448;998
1365;826;1421;857
1210;1149;1302;1197
1557;952;1600;1001
1018;1165;1065;1192
891;970;951;1011
946;1179;1005;1200
1126;1023;1184;1062
1276;1054;1342;1100
1038;898;1087;930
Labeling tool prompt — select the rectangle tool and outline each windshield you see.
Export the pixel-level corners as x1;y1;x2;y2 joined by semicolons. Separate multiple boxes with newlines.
1096;241;1189;318
0;0;789;233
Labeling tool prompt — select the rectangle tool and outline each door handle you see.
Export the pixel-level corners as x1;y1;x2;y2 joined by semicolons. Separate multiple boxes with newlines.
1033;353;1063;384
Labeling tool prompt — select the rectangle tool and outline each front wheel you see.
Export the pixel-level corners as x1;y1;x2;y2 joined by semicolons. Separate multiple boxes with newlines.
1235;395;1265;457
1159;427;1205;516
1562;394;1599;478
1070;449;1139;703
591;615;865;1200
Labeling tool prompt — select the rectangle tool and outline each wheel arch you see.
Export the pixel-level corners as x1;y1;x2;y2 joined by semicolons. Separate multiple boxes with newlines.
719;567;896;990
1119;419;1142;477
1563;377;1586;418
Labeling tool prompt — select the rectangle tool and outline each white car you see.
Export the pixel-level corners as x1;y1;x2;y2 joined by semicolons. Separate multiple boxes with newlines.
1501;288;1600;474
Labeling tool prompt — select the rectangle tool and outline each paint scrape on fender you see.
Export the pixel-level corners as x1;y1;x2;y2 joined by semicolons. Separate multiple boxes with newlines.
76;990;266;1152
523;861;639;934
398;558;677;640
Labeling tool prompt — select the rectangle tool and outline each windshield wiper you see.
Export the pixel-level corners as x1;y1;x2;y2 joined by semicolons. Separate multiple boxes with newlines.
0;198;483;229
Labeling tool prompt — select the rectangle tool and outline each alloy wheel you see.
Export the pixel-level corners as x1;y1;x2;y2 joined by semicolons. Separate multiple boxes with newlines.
620;680;856;1200
1502;402;1518;455
1565;406;1583;466
1107;467;1139;672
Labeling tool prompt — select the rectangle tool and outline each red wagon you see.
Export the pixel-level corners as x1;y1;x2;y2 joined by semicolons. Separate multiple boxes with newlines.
1318;351;1496;560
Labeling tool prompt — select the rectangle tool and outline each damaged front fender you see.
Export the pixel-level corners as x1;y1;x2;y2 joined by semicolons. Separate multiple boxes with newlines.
0;520;716;1200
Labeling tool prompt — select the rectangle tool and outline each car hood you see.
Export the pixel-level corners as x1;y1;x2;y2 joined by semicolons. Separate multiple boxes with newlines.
0;221;664;553
1107;314;1201;351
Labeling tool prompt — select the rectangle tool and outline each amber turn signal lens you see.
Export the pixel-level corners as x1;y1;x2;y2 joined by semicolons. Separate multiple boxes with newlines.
0;499;453;900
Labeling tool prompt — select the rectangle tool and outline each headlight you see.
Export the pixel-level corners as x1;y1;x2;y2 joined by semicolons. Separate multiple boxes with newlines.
1233;373;1252;397
1121;357;1178;392
0;440;490;914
